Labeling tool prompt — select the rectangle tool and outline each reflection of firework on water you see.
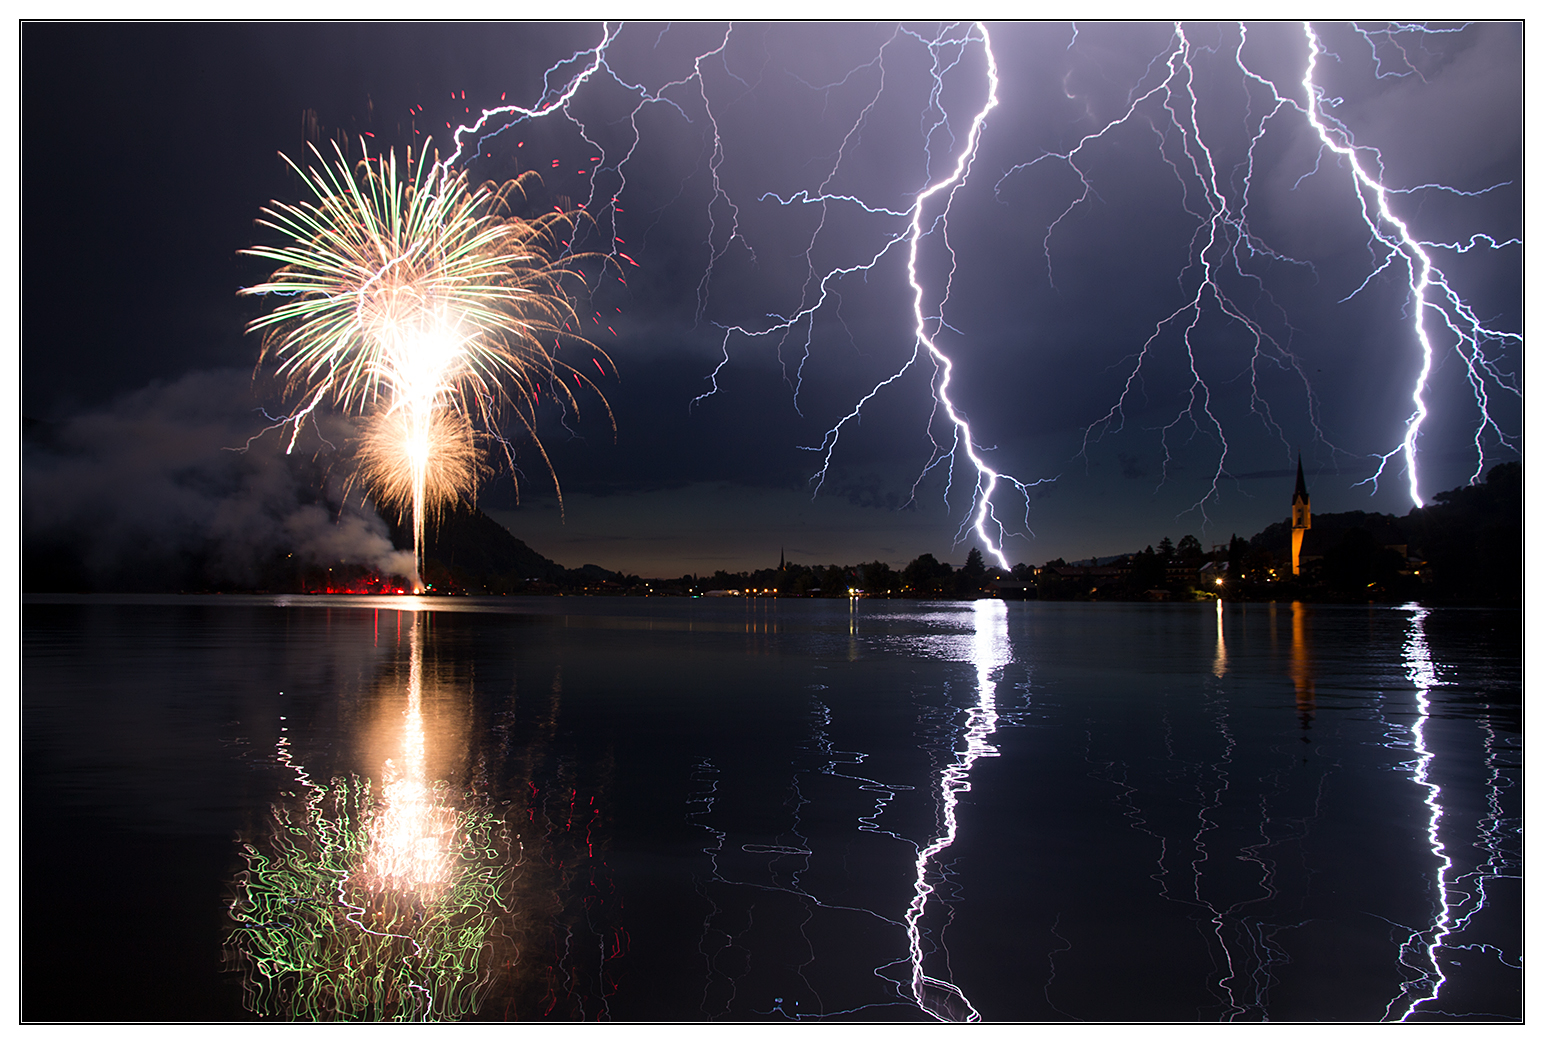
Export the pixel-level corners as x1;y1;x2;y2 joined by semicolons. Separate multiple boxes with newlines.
228;613;521;1020
227;757;518;1022
228;610;630;1021
242;140;609;586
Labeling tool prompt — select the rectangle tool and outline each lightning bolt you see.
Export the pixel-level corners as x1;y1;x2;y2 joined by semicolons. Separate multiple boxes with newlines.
699;22;1049;569
1294;22;1519;506
439;22;1047;569
438;21;1515;561
1053;22;1301;522
1003;21;1516;523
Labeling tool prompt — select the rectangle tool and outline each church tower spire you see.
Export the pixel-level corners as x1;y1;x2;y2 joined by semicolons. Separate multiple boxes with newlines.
1290;455;1311;576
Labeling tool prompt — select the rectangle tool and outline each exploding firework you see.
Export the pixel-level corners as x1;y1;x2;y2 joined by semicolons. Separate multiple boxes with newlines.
357;406;487;529
242;140;609;587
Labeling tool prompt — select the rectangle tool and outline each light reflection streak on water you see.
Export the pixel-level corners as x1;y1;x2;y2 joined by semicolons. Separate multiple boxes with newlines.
686;752;862;1020
903;599;1010;1022
364;615;456;894
687;600;1018;1021
1289;602;1315;728
1456;716;1522;974
1191;649;1242;1018
1384;603;1452;1022
227;610;513;1021
1212;598;1227;678
1376;603;1522;1018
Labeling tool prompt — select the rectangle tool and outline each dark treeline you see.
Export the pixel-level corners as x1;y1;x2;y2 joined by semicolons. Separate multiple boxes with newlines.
1033;462;1519;606
29;454;1516;606
1238;460;1520;606
200;461;1532;606
631;463;1519;606
666;547;1020;599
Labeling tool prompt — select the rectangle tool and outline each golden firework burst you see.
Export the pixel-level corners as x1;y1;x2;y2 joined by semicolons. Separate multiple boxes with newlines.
242;139;611;586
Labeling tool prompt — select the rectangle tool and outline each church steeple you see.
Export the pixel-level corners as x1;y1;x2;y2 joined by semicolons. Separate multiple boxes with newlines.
1290;456;1311;576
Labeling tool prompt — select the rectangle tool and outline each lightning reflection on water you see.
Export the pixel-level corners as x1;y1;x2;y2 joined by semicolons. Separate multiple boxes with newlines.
903;599;1011;1021
28;596;1519;1021
1379;603;1520;1022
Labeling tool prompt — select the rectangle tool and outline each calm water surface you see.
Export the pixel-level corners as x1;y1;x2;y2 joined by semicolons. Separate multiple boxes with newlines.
22;595;1521;1022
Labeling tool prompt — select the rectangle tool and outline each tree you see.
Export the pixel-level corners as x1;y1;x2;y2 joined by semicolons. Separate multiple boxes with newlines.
1176;534;1203;565
820;563;849;595
902;553;952;596
789;566;818;596
859;560;896;595
1130;545;1164;590
1157;536;1175;563
1319;527;1404;594
1404;461;1520;604
956;547;988;595
1226;534;1249;580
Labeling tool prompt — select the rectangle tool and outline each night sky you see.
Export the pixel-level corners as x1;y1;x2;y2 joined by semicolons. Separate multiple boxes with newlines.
21;21;1522;580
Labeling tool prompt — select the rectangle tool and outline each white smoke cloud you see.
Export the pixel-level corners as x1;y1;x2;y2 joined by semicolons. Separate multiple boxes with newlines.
282;505;419;582
23;368;415;590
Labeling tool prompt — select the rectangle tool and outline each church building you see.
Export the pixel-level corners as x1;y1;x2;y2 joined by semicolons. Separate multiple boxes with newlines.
1290;456;1311;576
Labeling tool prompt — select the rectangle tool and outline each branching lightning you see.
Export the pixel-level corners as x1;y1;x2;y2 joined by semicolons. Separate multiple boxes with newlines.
444;21;1048;570
429;20;1513;563
1005;21;1518;523
1293;23;1519;506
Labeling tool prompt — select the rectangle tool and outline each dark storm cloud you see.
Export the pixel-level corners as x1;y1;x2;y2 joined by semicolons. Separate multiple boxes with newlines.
23;370;414;588
22;21;1521;574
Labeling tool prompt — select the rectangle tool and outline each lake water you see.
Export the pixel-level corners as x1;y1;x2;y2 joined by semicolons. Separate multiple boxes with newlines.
22;594;1521;1022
